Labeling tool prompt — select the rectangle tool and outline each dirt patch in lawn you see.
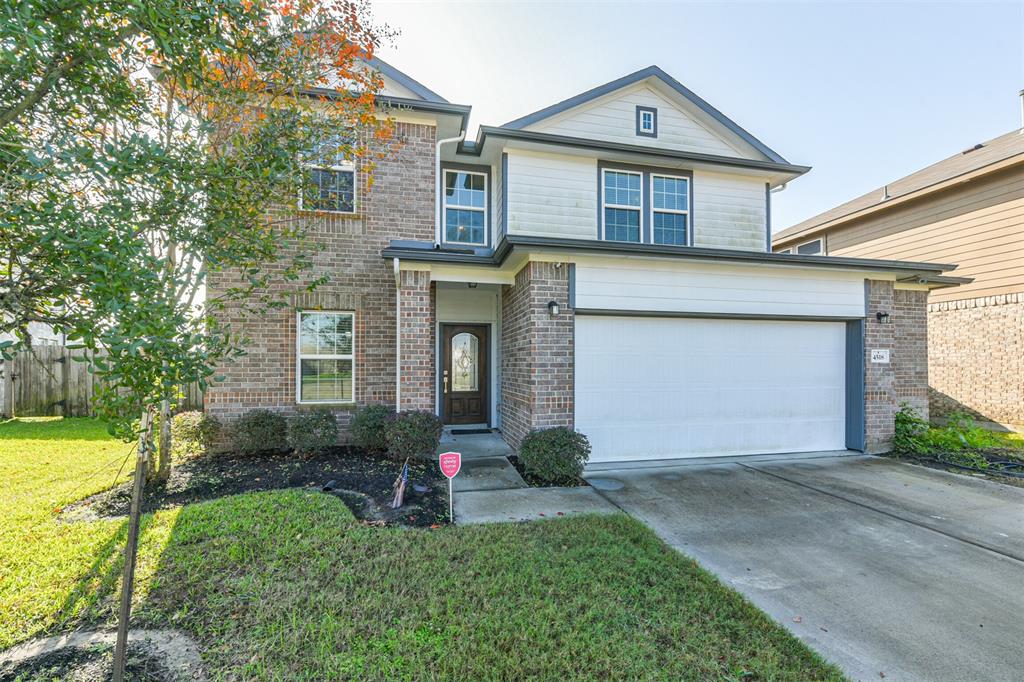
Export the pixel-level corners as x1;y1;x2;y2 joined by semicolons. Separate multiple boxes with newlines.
507;455;589;488
61;449;449;527
0;629;202;681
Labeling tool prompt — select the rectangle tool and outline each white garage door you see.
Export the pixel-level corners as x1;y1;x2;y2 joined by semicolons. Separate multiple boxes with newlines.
575;316;847;463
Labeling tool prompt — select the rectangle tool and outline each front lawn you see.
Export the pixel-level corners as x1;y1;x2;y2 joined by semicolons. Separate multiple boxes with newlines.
1;417;843;680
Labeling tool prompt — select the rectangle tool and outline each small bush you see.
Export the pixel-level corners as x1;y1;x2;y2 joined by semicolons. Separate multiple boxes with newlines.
232;409;288;455
893;403;930;455
385;410;442;460
350;404;394;453
170;411;221;461
287;409;339;457
519;427;591;485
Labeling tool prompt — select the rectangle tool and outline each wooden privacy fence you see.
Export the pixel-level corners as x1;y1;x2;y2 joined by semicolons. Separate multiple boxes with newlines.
0;346;203;418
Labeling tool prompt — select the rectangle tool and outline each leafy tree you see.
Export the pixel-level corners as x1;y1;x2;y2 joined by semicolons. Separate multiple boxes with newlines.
1;0;396;676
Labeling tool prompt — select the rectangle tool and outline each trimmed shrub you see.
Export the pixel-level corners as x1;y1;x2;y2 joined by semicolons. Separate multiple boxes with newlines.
287;409;339;457
350;404;394;453
232;409;288;455
385;410;442;460
170;411;221;461
519;427;591;485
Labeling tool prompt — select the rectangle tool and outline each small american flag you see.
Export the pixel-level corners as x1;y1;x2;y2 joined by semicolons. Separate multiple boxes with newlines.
391;458;409;509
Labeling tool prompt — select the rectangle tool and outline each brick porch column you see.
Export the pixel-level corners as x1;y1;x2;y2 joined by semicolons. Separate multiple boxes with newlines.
865;280;896;452
500;261;574;450
398;269;435;412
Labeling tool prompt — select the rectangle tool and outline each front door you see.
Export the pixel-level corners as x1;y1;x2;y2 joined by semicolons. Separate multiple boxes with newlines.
441;324;489;425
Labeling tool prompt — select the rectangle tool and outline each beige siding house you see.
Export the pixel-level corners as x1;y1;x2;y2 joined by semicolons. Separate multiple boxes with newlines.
774;130;1024;431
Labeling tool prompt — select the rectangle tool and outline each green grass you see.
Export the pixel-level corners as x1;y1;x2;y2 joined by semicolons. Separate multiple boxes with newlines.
1;418;843;680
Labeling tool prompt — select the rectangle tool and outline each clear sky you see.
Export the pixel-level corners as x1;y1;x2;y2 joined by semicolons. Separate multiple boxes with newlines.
370;0;1023;231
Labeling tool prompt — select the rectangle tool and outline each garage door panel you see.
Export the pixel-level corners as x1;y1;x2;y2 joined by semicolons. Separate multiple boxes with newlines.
576;316;847;462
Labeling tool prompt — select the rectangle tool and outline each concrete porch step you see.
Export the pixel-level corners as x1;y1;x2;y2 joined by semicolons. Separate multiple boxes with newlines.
454;486;619;525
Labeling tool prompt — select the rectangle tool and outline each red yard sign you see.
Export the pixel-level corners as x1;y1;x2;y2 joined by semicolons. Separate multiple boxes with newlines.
439;452;461;479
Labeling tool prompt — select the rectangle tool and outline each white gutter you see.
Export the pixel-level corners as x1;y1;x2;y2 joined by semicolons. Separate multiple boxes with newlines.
770;182;788;194
393;257;401;412
435;130;467;244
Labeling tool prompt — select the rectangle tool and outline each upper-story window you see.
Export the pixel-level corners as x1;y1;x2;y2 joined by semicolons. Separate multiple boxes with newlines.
444;169;487;245
636;106;658;138
601;165;693;246
303;136;355;213
602;169;642;242
651;174;689;245
796;239;823;255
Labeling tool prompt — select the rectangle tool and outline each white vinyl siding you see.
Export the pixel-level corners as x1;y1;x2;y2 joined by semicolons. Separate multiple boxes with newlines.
505;150;597;238
526;84;747;158
572;257;866;318
692;170;766;251
576;316;847;462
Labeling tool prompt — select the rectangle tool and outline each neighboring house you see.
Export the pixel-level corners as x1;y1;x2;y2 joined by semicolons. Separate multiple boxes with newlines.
773;129;1022;431
205;60;965;462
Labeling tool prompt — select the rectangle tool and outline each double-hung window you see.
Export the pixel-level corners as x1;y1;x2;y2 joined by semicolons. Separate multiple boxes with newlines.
297;311;354;403
651;174;690;245
602;169;642;242
443;169;487;245
304;136;355;213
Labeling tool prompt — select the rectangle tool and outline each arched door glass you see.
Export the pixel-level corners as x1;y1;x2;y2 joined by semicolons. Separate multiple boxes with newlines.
451;332;479;392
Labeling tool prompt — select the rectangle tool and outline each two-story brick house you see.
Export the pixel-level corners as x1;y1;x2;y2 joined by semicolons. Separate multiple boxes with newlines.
206;60;966;462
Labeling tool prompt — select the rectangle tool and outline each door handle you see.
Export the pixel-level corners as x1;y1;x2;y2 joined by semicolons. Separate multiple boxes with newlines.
443;376;448;394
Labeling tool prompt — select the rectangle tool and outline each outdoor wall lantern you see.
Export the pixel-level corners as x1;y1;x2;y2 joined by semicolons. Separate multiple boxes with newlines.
548;300;560;317
876;311;891;324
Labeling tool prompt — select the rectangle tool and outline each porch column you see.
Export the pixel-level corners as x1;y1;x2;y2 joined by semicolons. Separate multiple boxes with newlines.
398;269;435;412
865;279;897;453
500;261;574;450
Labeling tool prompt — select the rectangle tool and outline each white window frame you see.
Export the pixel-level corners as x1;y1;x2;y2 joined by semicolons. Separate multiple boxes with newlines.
295;310;356;404
649;173;691;246
640;110;655;133
601;168;643;243
442;169;488;246
776;248;793;254
300;139;357;214
796;238;824;255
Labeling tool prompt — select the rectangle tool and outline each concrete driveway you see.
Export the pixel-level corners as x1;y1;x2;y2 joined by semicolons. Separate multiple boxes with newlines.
586;454;1024;681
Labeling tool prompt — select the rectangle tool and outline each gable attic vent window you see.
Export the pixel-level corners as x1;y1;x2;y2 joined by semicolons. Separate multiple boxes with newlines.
636;106;657;138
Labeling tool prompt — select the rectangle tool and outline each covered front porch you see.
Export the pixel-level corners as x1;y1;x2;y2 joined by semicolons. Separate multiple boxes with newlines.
394;259;575;451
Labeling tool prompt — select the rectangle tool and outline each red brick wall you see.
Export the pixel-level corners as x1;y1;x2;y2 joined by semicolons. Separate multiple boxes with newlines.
500;261;574;450
894;289;929;418
864;280;930;452
929;294;1024;430
398;269;435;412
865;280;897;452
205;122;436;431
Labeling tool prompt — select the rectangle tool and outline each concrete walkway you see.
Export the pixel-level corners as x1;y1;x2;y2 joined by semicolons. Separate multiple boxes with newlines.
585;454;1024;681
440;431;618;524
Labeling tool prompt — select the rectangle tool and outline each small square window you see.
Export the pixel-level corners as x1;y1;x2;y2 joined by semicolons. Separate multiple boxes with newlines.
636;106;657;138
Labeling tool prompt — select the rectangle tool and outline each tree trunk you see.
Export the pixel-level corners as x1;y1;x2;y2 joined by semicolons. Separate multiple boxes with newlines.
157;398;172;482
112;409;152;682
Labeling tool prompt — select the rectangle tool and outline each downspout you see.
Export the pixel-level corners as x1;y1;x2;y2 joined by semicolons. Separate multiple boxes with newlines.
393;257;401;412
435;130;467;244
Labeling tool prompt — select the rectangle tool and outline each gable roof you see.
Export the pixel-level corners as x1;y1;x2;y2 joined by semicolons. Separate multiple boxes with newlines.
775;129;1024;245
367;56;448;103
501;65;788;164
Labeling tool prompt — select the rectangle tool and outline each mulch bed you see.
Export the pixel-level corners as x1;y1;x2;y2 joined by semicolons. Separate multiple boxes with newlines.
507;455;588;488
887;448;1024;488
0;641;172;682
62;448;450;527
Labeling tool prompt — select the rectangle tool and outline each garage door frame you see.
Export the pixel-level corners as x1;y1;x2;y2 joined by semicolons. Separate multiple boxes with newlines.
573;308;866;459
